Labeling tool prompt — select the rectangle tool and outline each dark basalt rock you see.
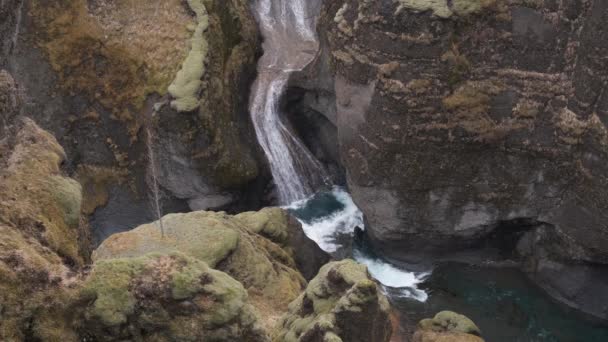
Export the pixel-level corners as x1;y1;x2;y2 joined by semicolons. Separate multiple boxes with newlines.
315;0;608;320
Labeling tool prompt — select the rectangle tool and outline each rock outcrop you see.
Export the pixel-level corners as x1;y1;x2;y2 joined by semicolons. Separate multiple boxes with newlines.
93;207;331;328
0;114;87;340
413;311;484;342
4;0;266;245
273;260;392;342
78;252;269;341
317;0;608;319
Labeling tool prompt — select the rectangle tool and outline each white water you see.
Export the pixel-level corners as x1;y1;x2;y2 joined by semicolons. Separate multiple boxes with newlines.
249;0;329;204
250;0;430;302
286;187;363;252
287;188;430;302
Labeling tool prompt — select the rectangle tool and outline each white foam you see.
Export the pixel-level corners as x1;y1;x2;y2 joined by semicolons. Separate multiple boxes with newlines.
287;188;430;302
286;187;363;252
354;252;429;302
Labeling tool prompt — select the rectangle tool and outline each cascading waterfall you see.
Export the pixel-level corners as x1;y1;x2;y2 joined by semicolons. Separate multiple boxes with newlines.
249;0;329;204
249;0;430;302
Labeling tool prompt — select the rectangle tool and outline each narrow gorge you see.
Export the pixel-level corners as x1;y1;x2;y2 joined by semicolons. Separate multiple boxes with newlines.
1;0;608;341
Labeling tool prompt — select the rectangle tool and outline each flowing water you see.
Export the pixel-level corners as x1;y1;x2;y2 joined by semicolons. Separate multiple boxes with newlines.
249;0;329;204
286;187;430;302
287;189;608;342
250;1;608;340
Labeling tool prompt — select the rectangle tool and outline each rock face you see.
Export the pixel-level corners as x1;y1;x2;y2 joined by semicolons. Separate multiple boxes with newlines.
0;119;325;341
0;70;19;136
413;311;484;342
273;260;392;342
318;0;608;319
3;0;266;244
0;116;88;266
0;114;87;340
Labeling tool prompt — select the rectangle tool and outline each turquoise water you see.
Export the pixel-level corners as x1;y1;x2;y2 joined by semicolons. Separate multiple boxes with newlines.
287;188;608;342
394;264;608;342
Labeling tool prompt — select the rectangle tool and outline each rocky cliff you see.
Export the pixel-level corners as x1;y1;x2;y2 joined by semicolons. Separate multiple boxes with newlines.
2;0;268;245
315;0;608;320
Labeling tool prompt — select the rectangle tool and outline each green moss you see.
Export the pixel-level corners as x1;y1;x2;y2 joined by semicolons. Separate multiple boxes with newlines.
418;311;481;336
81;257;146;326
171;259;207;300
433;311;481;335
202;268;248;326
274;260;387;342
93;211;241;268
235;208;290;244
169;0;210;112
49;176;83;228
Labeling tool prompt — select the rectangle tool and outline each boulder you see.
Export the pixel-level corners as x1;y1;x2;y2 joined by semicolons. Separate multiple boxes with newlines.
236;207;331;280
93;208;317;328
413;311;484;342
77;252;269;341
273;260;392;342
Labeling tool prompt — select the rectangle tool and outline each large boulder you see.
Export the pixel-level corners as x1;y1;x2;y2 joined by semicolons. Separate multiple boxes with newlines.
93;208;327;328
316;0;608;319
77;252;269;341
273;260;392;342
235;207;331;281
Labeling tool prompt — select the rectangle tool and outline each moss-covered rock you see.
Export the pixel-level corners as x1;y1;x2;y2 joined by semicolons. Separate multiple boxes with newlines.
93;209;309;328
79;252;269;341
0;117;87;341
413;311;484;342
0;117;87;265
236;207;291;243
273;260;392;342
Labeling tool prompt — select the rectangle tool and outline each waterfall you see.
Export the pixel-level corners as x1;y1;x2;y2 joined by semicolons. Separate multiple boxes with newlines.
249;0;329;204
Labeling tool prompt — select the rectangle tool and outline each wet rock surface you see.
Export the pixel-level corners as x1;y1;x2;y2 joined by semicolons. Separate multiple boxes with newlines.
317;0;608;320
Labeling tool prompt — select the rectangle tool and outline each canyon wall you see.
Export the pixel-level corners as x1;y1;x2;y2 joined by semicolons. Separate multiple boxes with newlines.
317;0;608;319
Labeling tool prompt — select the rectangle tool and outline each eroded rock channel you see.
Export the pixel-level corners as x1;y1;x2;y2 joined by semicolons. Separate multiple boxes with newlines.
1;0;608;341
